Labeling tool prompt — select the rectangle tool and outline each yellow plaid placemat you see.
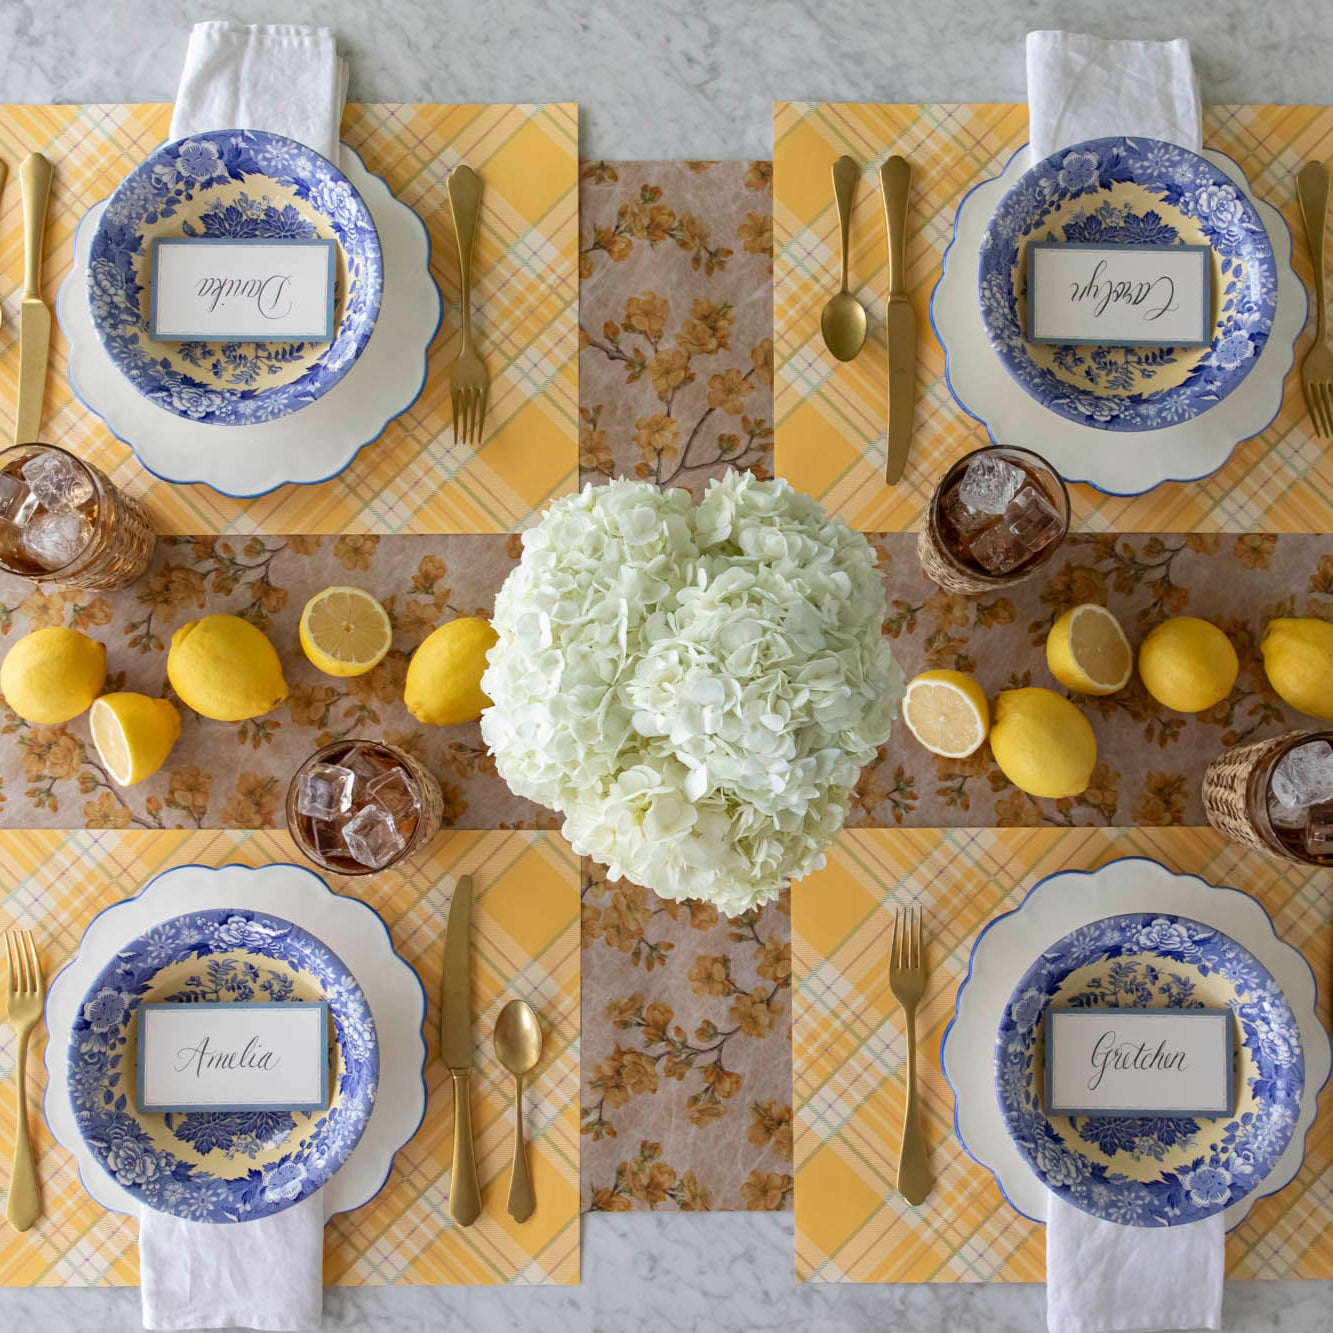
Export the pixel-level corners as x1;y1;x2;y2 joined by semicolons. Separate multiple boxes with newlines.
793;826;1333;1283
774;102;1333;534
0;828;580;1286
0;102;578;534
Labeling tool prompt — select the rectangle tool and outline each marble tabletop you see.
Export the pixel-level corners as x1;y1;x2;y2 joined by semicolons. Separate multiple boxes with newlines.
3;0;1332;1328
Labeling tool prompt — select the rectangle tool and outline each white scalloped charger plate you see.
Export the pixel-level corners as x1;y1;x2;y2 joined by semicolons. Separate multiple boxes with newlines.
940;857;1330;1230
931;147;1305;496
57;145;440;497
45;862;426;1220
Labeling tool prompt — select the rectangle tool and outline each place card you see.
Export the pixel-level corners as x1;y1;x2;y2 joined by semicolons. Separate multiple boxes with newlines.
150;238;337;342
138;1001;330;1113
1027;242;1211;347
1045;1007;1234;1118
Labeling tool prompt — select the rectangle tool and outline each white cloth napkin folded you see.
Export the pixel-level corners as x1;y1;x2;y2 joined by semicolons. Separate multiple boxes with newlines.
169;20;348;161
1046;1195;1224;1333
140;31;345;1328
1030;38;1219;1329
140;1194;324;1332
1026;29;1201;162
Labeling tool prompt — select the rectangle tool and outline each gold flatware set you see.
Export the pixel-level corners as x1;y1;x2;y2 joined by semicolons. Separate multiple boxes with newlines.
1298;160;1333;437
820;153;916;483
4;929;43;1232
447;164;491;446
440;875;545;1226
888;905;931;1206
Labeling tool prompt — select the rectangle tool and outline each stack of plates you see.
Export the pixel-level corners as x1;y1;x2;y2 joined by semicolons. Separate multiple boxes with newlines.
942;858;1330;1229
58;130;440;496
46;863;425;1221
932;139;1305;495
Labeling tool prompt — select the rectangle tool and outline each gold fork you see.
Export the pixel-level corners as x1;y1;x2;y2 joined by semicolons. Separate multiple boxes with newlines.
888;905;930;1206
1297;161;1333;437
4;930;42;1231
447;164;490;445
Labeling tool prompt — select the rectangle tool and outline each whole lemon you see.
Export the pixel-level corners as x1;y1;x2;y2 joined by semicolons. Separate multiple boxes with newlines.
989;687;1097;799
0;627;106;724
167;614;289;721
405;617;499;726
1260;617;1333;721
1137;616;1238;713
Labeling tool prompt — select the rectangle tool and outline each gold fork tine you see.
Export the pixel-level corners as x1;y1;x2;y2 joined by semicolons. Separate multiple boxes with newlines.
5;931;17;992
23;931;39;992
1321;382;1333;438
468;388;478;444
477;384;488;441
891;907;901;970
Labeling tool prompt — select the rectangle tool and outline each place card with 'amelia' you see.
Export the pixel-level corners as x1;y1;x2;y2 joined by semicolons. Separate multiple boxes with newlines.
137;1001;330;1113
1045;1006;1235;1118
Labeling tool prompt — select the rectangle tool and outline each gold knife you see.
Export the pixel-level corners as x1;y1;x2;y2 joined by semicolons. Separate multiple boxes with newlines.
879;155;915;484
441;874;481;1226
15;153;53;447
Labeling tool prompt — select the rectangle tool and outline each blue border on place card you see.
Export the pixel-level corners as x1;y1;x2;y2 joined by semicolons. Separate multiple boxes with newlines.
136;1000;330;1114
149;237;338;343
1026;241;1212;349
1043;1005;1235;1119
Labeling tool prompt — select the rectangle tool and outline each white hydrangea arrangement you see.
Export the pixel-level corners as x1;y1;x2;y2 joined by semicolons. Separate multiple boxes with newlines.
480;472;903;915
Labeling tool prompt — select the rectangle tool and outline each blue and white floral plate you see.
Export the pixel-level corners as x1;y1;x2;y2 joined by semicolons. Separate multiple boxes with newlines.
996;912;1303;1227
88;130;383;427
941;859;1330;1230
45;864;426;1221
69;908;376;1223
978;137;1277;433
932;145;1303;495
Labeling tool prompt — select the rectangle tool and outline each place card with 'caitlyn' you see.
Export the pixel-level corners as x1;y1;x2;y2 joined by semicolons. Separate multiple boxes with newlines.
1026;242;1211;347
150;237;337;343
1045;1006;1235;1118
137;1000;330;1113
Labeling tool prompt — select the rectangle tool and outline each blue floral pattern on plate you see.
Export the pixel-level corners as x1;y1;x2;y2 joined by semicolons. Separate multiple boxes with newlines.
978;137;1277;432
88;130;382;426
69;908;378;1223
995;912;1304;1227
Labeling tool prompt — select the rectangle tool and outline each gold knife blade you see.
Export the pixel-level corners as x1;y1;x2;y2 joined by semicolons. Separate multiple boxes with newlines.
15;153;53;448
880;155;916;484
441;874;481;1225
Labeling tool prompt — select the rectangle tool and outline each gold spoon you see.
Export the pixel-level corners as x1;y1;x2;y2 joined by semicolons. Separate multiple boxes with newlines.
493;998;542;1222
820;155;867;362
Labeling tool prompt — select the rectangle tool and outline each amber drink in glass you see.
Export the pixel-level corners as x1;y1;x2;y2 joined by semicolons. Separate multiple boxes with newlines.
1203;730;1333;866
287;739;444;876
0;443;155;589
918;446;1070;595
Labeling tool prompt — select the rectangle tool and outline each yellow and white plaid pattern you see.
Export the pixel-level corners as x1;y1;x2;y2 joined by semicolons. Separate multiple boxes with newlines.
0;828;581;1286
792;827;1333;1283
774;102;1333;534
0;102;579;534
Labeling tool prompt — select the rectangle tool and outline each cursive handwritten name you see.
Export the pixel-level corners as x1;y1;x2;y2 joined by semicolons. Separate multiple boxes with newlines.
194;273;294;320
1067;259;1178;321
173;1033;279;1079
1087;1029;1188;1091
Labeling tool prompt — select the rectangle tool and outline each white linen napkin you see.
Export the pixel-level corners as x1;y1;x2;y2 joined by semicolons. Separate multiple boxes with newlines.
1046;1195;1224;1333
138;29;345;1329
1029;43;1218;1328
1026;30;1201;162
169;20;349;161
139;1194;324;1332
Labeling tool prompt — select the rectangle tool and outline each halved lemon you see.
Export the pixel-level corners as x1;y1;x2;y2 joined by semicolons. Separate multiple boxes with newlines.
901;669;990;758
299;586;393;677
1046;604;1133;696
90;693;182;787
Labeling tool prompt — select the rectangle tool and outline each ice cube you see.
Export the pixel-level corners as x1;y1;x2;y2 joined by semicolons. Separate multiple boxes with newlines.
957;453;1025;516
341;803;405;870
1302;800;1333;857
0;472;38;526
310;816;350;863
967;520;1033;575
939;479;995;541
1267;791;1308;831
296;763;356;821
21;451;94;512
342;745;392;791
365;767;419;824
21;510;92;570
1270;740;1333;809
1005;484;1064;556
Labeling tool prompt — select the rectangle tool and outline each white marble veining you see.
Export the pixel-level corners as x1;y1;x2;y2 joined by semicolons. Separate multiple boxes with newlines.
2;1;1332;1328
